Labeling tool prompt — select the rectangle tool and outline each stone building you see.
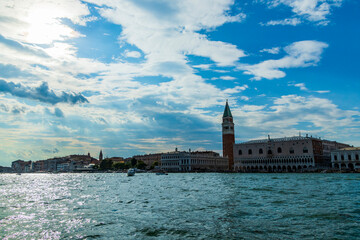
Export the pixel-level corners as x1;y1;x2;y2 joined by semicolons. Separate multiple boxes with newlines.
222;100;234;170
233;135;351;172
133;153;162;168
161;149;228;172
331;147;360;170
11;160;31;173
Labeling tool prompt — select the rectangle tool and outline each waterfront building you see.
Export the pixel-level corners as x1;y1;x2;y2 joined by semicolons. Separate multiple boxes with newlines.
161;149;228;172
12;154;99;173
331;147;360;170
56;162;70;172
222;100;235;170
11;160;31;173
0;166;13;173
133;153;162;168
233;135;351;172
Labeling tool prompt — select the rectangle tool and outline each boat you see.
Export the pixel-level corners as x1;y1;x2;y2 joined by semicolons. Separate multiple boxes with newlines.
156;171;168;175
127;168;135;176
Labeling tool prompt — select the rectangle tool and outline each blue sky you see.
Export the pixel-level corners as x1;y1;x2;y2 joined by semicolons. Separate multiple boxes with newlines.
0;0;359;166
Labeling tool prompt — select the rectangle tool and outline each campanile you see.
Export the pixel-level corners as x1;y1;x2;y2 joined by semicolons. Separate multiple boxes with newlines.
222;100;235;170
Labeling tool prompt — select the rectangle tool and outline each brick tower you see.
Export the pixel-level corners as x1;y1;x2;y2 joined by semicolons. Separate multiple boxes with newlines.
222;100;235;170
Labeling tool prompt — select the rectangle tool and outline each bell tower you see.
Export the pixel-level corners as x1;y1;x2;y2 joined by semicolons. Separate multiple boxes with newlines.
222;100;235;170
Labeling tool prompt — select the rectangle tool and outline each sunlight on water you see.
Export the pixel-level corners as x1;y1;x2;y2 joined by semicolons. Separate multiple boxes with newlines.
0;173;359;239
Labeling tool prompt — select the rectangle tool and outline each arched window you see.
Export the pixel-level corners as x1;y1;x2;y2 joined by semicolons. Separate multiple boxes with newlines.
289;147;294;154
248;149;252;155
277;147;282;153
341;155;344;161
334;155;338;161
303;147;308;153
356;154;359;160
259;148;263;154
238;150;242;155
267;149;272;154
348;155;352;160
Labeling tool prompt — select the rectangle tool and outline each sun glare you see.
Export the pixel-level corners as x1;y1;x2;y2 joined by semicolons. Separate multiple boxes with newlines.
24;5;79;44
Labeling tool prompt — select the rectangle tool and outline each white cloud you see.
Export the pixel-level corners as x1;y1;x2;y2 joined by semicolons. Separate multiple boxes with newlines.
220;76;236;81
289;82;308;91
240;40;328;80
267;0;343;25
263;18;301;26
86;0;246;67
315;90;330;94
260;47;281;54
193;64;212;70
124;50;142;58
240;96;250;101
232;94;360;142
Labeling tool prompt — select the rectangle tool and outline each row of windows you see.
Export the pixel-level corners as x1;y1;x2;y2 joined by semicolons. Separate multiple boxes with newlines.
334;154;359;161
162;159;226;166
239;147;308;155
239;158;313;165
162;155;188;159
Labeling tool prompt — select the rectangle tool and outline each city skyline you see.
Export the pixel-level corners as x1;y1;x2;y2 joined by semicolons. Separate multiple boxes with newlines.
0;0;360;166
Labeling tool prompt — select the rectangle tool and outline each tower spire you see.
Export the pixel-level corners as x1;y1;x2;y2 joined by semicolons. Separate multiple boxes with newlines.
99;150;103;162
223;100;233;118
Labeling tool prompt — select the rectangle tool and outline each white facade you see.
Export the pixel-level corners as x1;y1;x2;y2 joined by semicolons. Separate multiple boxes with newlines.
56;162;70;172
234;136;316;172
161;150;228;172
331;147;360;170
234;136;351;172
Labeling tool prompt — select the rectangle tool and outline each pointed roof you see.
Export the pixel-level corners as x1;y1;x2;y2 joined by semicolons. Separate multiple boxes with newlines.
223;100;232;118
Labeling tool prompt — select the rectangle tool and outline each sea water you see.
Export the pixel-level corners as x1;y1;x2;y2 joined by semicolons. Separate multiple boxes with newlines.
0;173;359;239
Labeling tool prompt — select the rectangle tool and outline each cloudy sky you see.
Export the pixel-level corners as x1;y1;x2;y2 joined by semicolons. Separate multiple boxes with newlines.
0;0;359;166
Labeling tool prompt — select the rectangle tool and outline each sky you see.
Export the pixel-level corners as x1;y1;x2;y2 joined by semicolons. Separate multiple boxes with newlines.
0;0;359;166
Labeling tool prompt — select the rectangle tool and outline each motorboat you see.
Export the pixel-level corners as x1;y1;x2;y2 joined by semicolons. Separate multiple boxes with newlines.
127;168;135;176
156;171;168;175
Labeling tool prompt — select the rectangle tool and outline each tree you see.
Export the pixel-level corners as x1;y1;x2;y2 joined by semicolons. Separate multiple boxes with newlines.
150;161;159;170
113;162;128;170
131;158;137;167
100;159;113;170
136;160;147;170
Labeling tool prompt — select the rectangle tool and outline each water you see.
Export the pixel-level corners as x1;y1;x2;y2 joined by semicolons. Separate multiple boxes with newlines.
0;173;359;239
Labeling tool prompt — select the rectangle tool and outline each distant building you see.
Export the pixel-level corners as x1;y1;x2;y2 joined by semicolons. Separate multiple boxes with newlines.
56;162;70;172
107;157;125;164
331;147;360;170
0;166;13;173
233;135;351;172
133;153;162;168
161;149;228;172
11;160;31;173
12;154;100;173
222;100;234;170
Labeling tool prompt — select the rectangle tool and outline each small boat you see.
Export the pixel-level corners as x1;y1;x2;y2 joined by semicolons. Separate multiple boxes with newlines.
127;168;135;176
156;171;168;175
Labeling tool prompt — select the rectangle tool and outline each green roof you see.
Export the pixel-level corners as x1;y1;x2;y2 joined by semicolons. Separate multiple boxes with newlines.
223;101;232;118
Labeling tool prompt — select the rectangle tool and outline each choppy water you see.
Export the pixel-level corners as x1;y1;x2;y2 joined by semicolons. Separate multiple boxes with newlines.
0;173;359;240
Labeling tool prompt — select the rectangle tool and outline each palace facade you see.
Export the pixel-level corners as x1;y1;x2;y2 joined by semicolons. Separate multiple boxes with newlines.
161;149;228;172
233;136;350;172
331;147;360;171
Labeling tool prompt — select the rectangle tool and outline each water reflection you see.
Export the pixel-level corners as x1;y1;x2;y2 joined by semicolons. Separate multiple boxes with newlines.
0;173;359;239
